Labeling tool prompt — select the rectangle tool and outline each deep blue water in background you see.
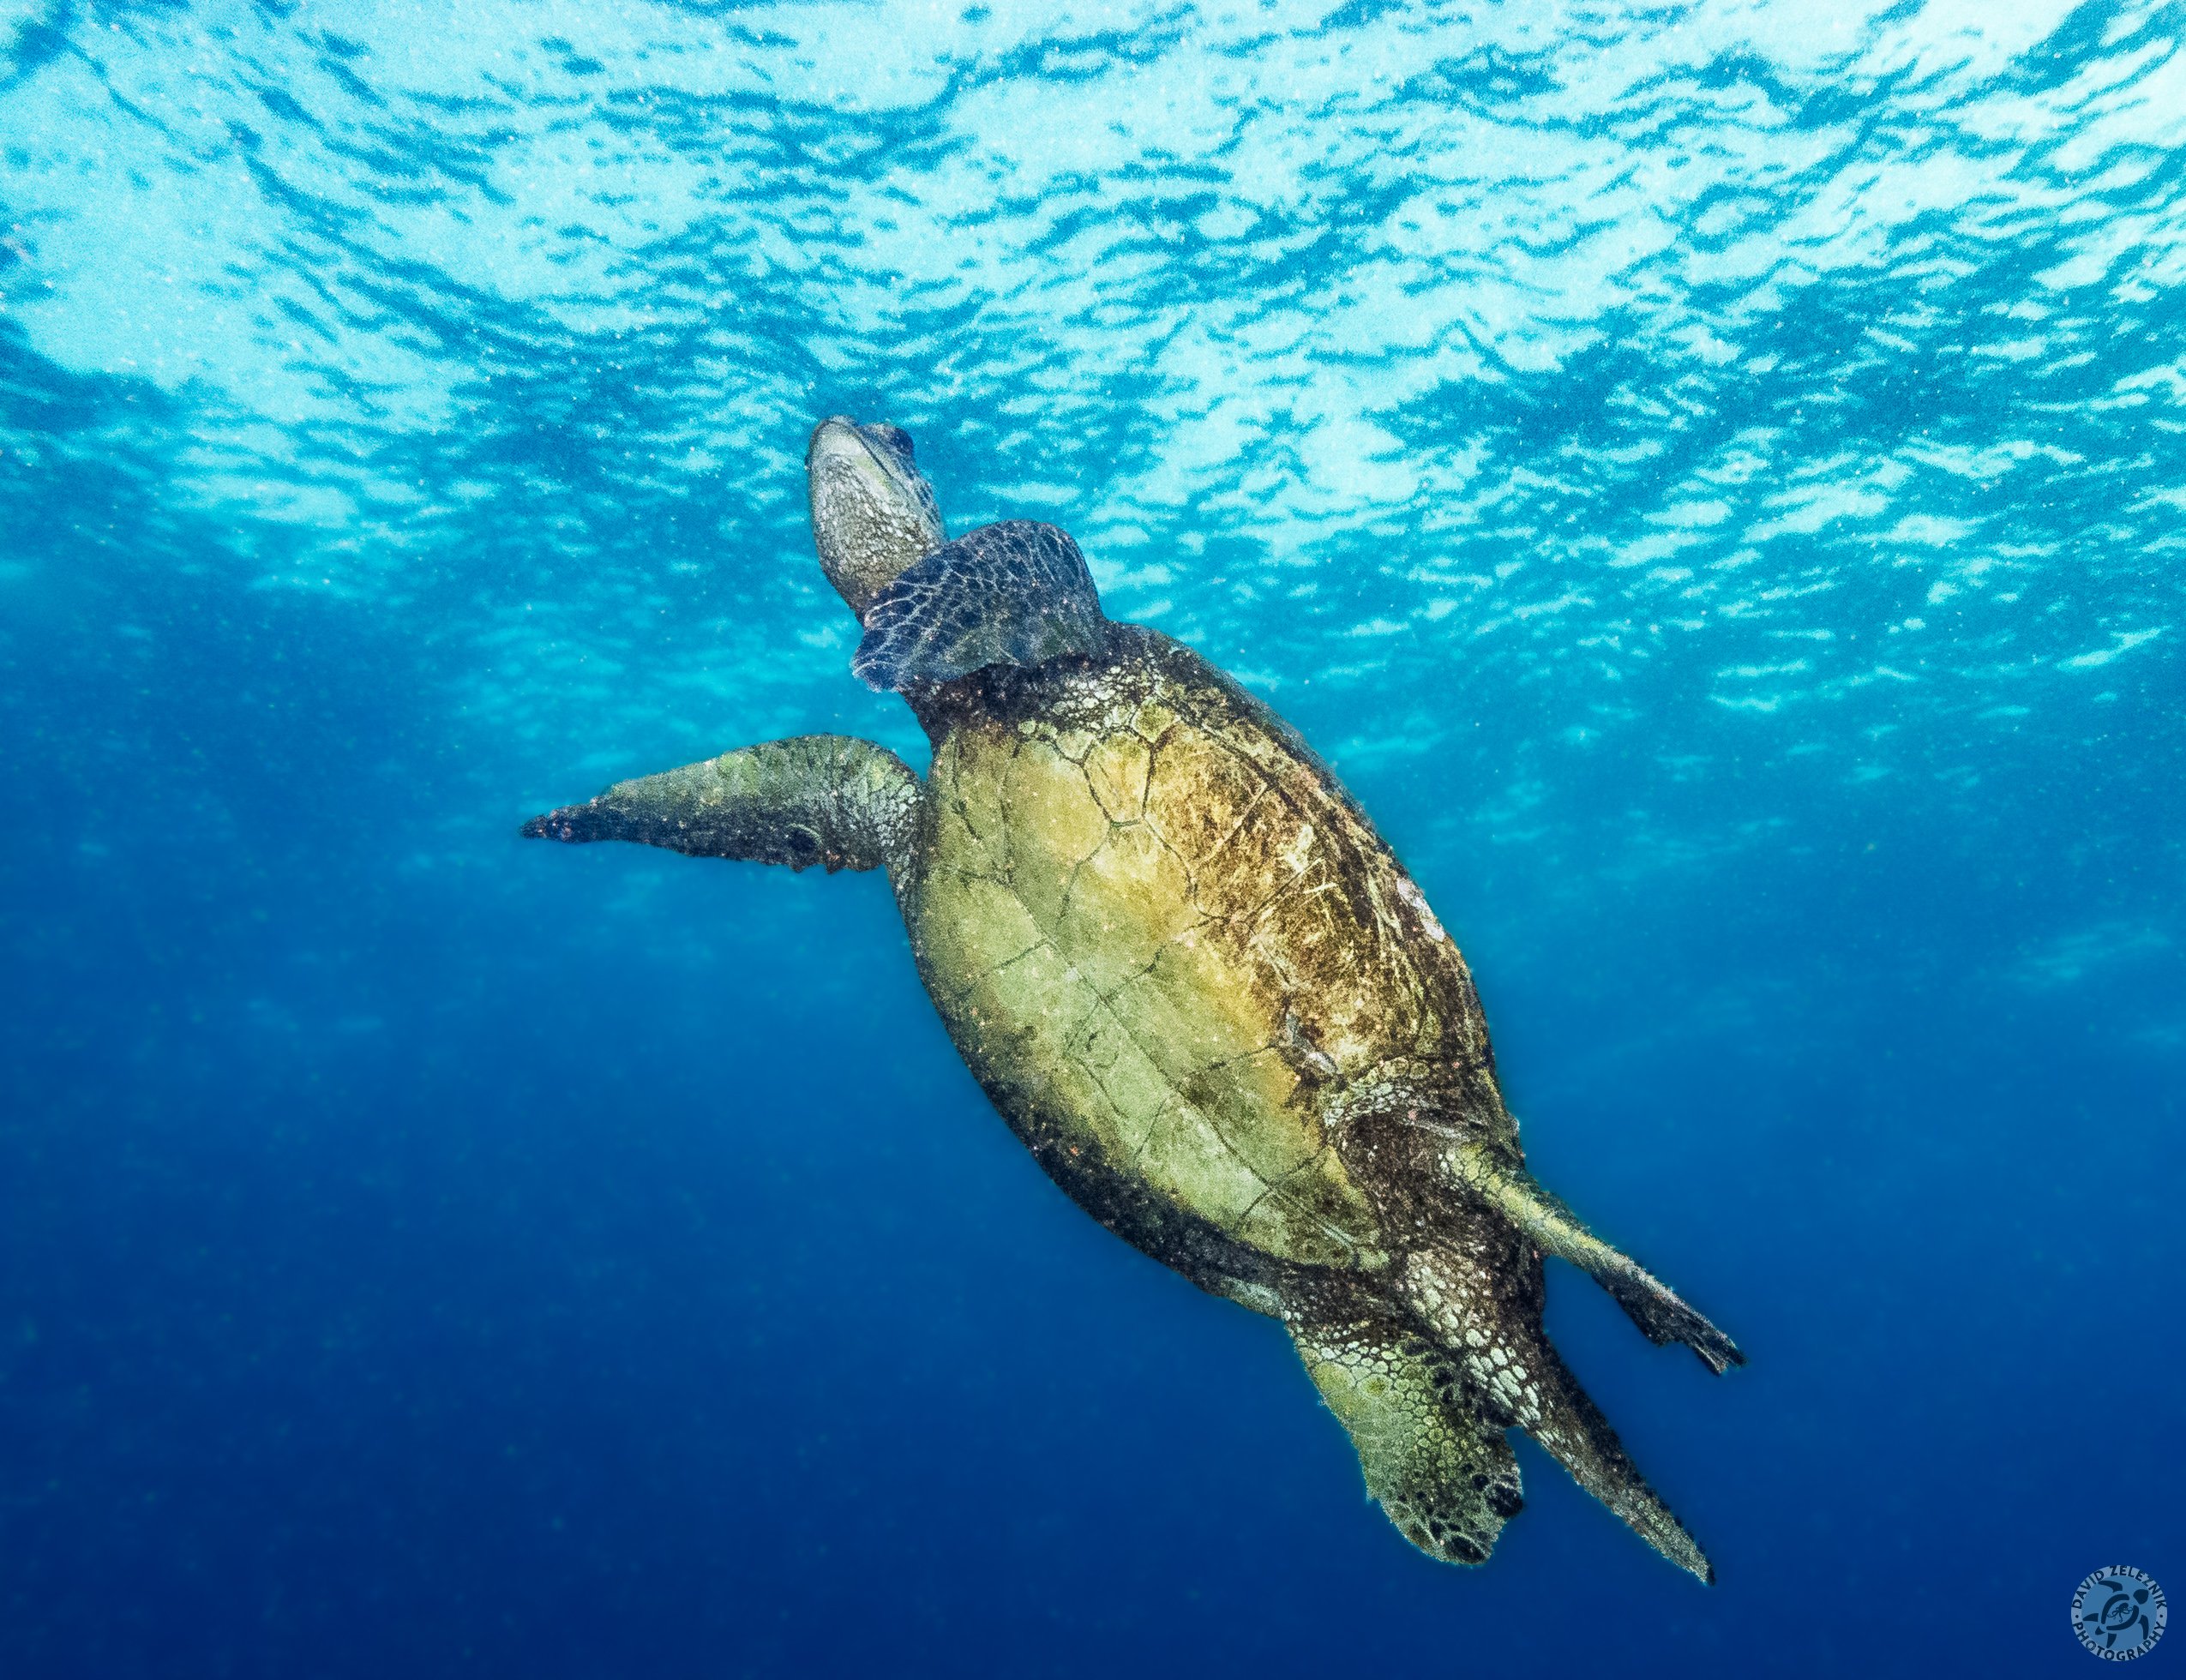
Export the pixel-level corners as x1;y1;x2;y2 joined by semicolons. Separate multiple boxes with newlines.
3;1;2181;1674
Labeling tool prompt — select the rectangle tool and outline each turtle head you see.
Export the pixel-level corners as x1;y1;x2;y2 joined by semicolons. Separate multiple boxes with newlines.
807;416;945;618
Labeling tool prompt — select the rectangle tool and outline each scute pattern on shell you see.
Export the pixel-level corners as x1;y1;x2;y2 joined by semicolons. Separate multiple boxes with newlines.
903;626;1514;1276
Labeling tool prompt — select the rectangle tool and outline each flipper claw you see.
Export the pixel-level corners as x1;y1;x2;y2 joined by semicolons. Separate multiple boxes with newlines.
1602;1269;1746;1375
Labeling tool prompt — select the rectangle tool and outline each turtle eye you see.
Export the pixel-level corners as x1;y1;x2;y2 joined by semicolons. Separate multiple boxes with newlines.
868;423;916;462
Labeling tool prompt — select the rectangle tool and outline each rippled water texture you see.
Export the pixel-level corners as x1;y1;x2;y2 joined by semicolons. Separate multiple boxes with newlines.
2;2;2180;1676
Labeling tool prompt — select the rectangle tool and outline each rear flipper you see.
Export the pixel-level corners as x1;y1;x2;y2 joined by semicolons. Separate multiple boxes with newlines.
1522;1334;1717;1584
1396;1245;1717;1583
1286;1294;1523;1569
1447;1144;1745;1376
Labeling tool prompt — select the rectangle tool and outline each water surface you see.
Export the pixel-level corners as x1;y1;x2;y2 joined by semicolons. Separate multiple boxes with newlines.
2;2;2180;1674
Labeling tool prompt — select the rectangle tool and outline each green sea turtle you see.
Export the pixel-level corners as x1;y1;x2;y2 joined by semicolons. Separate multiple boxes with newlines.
522;417;1745;1581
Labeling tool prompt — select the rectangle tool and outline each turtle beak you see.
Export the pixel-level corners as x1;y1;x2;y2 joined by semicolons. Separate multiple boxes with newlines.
806;416;945;618
806;414;858;466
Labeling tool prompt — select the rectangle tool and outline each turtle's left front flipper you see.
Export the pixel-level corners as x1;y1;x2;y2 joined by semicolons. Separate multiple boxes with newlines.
521;734;921;879
1446;1144;1745;1376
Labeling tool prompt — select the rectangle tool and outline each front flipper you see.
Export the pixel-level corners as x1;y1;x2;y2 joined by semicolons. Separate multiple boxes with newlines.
1287;1294;1523;1569
851;519;1107;692
520;735;920;879
1446;1144;1745;1376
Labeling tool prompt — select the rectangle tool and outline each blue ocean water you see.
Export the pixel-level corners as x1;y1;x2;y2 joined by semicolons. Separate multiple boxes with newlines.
2;0;2180;1672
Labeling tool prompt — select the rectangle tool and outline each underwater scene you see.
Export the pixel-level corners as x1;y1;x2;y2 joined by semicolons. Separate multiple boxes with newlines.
2;0;2180;1674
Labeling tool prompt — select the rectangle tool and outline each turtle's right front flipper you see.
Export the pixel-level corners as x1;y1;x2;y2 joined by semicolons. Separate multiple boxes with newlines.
852;519;1107;692
521;734;920;879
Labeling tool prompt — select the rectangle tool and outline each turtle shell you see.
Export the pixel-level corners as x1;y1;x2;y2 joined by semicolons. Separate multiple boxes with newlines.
904;627;1513;1280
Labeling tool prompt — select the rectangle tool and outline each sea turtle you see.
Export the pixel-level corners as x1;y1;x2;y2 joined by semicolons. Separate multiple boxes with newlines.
522;416;1746;1581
